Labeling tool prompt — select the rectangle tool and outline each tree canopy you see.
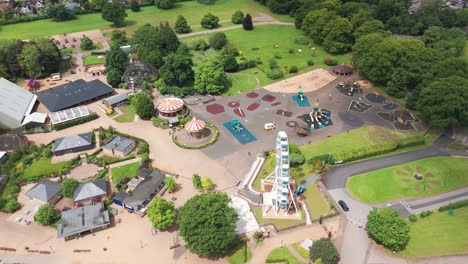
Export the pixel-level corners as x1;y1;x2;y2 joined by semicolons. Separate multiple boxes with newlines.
132;92;154;119
46;4;76;22
155;0;175;10
102;2;128;27
201;13;220;29
164;176;176;192
60;178;79;198
243;13;254;30
159;45;194;87
106;44;129;74
35;203;60;225
231;10;244;24
146;197;176;229
174;15;191;34
194;60;229;94
178;192;238;256
209;32;228;50
366;208;410;252
310;238;339;264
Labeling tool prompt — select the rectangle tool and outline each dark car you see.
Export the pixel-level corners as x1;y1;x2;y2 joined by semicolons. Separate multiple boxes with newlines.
64;39;69;43
71;44;76;48
72;38;77;42
338;200;349;211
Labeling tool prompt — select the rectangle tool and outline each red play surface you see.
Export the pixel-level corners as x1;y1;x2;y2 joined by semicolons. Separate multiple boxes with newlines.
228;101;241;108
206;103;225;115
262;94;276;102
234;108;245;117
247;103;260;111
271;102;281;107
285;121;299;127
246;92;259;98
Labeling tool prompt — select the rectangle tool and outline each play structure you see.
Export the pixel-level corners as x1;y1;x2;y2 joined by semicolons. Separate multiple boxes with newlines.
223;119;257;144
298;89;304;101
377;110;418;131
232;118;242;133
262;131;300;216
349;99;372;112
336;81;362;97
292;89;311;107
308;102;332;130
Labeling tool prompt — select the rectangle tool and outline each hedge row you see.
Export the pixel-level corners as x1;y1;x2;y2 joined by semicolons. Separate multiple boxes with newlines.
439;199;468;212
91;51;106;55
53;113;98;131
307;135;425;164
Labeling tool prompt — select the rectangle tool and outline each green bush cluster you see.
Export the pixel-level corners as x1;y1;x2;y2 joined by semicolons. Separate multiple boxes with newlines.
53;113;98;131
159;85;194;97
408;214;418;222
294;37;310;45
439;199;468;211
420;211;433;218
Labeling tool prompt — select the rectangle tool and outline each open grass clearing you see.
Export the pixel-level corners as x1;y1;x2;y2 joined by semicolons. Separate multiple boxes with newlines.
266;247;303;264
347;157;468;203
304;183;335;220
292;242;310;259
0;0;291;40
226;243;252;264
22;158;71;181
396;206;468;257
252;206;305;231
224;74;258;96
111;161;140;185
83;55;106;65
115;104;136;123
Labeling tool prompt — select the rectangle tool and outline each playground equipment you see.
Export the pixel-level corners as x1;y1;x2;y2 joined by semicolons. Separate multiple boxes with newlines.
232;118;242;133
295;186;304;196
309;101;330;130
298;89;304;102
263;131;300;216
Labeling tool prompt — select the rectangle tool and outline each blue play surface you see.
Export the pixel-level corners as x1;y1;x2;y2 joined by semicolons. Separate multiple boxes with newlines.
292;95;311;107
223;121;257;145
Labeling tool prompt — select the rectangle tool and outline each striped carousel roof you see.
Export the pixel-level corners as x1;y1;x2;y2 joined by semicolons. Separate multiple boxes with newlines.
157;97;184;113
184;117;205;132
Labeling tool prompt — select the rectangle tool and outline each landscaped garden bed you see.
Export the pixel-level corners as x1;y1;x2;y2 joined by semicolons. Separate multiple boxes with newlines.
251;206;305;231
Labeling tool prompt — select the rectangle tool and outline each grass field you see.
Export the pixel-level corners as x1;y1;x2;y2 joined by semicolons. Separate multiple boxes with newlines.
304;183;335;220
224;73;258;96
0;0;292;40
111;161;140;184
22;158;70;181
185;25;351;88
292;243;310;259
252;207;305;231
396;207;468;257
115;104;136;123
83;55;106;65
226;244;252;264
265;247;303;264
347;157;468;203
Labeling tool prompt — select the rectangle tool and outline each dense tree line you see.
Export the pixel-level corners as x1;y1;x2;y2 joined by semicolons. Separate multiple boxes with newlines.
0;39;59;80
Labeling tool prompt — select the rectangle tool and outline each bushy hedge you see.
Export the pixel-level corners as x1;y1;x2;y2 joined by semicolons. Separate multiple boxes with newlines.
237;59;257;71
420;210;432;218
53;113;98;131
159;86;194;97
91;51;106;55
408;214;418;222
439;199;468;211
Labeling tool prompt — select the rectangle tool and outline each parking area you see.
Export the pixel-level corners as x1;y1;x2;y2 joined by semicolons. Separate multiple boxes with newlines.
50;29;109;52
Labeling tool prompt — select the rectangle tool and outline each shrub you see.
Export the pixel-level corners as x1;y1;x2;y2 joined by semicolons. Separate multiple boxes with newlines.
60;178;79;198
408;214;418;222
201;12;220;29
366;208;410;252
308;60;315;66
288;48;294;54
34;203;60;225
191;39;210;51
289;153;305;166
267;69;284;80
294;37;310;45
3;200;20;213
324;57;338;66
155;0;175;9
439;199;468;211
80;36;94;51
289;65;298;73
209;32;227;50
119;183;128;191
238;59;257;71
253;230;263;243
274;53;282;59
310;238;339;264
53;113;98;131
269;59;279;70
231;10;244;24
420;211;433;218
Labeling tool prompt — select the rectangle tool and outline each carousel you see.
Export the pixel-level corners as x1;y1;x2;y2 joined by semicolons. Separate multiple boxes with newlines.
156;97;185;118
184;117;206;139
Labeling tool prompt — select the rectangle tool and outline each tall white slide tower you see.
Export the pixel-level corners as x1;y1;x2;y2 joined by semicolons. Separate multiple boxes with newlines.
264;131;299;216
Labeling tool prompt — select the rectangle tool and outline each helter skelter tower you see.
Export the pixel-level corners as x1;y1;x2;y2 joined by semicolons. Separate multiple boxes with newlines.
263;131;299;216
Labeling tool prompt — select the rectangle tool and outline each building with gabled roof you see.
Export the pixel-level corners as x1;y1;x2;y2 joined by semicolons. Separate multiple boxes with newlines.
25;180;62;204
102;136;135;157
0;78;38;129
73;178;107;205
53;132;94;156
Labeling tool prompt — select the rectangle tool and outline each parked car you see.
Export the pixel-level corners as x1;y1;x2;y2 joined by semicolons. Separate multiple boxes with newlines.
72;38;77;42
71;44;76;48
64;39;69;43
338;200;349;211
264;123;276;130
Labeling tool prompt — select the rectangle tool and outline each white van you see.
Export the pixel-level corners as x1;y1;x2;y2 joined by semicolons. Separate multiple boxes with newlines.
264;123;276;130
51;73;61;81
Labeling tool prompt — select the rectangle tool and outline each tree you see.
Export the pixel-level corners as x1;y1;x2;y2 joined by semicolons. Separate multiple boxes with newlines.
201;176;213;191
374;0;406;23
111;30;127;46
231;10;244;24
242;13;253;30
421;26;465;57
80;36;94;50
201;13;220;29
178;192;238;256
192;173;202;190
310;238;339;264
146;198;176;229
417;76;468;128
60;178;79;198
322;17;353;53
267;0;301;14
174;15;191;34
35;38;60;75
35;203;59;225
353;20;386;40
90;0;107;11
366;208;410;252
19;44;43;78
132;92;154;119
159;44;194;87
106;45;128;74
102;2;128;27
209;32;227;50
289;153;305;166
4;200;20;213
155;0;175;10
130;0;140;12
106;68;122;87
157;22;181;56
46;4;75;22
194;60;229;94
164;176;176;192
301;9;337;43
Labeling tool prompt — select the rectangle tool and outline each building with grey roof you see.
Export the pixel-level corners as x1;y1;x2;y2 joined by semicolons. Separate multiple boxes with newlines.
102;136;135;157
53;132;94;156
25;180;62;204
102;92;129;107
57;202;110;240
36;79;114;112
73;178;107;205
0;134;29;151
0;77;38;129
113;168;166;213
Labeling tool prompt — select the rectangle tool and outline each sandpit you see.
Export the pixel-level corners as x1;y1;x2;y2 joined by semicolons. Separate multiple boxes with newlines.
263;68;337;94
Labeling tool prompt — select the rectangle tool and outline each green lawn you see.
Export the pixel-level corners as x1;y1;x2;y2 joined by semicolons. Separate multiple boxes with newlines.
397;207;468;257
266;247;303;264
111;161;140;184
224;73;258;96
115;104;136;123
252;206;305;231
185;25;351;87
347;157;468;203
226;244;252;264
304;183;335;220
299;126;424;159
83;55;106;66
0;0;291;40
292;243;310;259
22;158;70;181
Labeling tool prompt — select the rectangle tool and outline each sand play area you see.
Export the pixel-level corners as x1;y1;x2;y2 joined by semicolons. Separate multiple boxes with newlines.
263;68;337;94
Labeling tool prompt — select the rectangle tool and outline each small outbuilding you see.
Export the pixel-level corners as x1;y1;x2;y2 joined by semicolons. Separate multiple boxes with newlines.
25;180;62;204
332;65;353;76
102;92;130;107
156;97;184;118
53;133;94;156
102;136;136;157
